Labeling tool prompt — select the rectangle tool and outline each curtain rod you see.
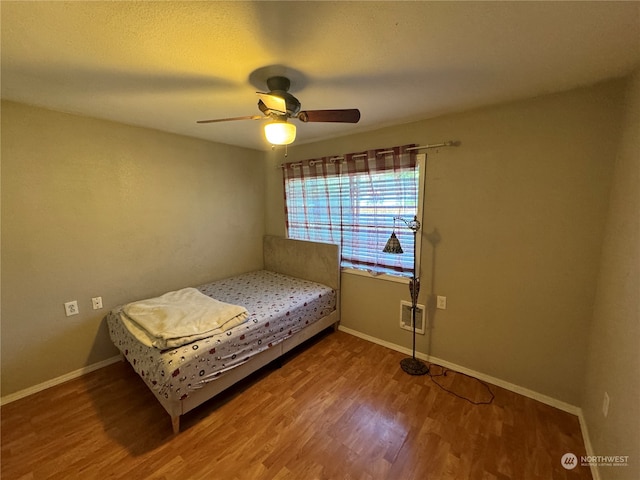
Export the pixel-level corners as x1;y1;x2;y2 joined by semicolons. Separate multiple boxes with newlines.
406;140;460;151
374;141;460;156
279;140;460;168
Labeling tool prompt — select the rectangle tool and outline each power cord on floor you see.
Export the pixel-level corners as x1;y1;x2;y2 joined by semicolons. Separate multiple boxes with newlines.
426;363;495;405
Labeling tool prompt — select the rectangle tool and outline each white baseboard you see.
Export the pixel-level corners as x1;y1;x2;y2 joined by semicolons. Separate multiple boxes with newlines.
0;355;122;406
578;411;601;480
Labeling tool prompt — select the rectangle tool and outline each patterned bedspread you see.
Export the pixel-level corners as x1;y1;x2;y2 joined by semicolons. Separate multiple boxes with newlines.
107;270;336;402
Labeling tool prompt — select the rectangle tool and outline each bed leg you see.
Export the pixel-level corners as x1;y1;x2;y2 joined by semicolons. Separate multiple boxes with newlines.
171;415;180;434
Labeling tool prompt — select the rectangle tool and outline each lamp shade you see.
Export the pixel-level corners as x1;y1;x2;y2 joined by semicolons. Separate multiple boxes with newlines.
264;121;296;145
383;232;403;254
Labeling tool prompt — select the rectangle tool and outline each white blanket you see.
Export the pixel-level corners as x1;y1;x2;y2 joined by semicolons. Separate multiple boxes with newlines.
120;287;248;350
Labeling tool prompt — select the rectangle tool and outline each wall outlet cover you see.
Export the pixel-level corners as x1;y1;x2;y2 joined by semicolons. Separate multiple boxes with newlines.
92;297;103;310
64;300;79;316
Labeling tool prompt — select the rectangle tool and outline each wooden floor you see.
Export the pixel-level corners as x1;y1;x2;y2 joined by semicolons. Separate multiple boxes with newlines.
1;330;592;480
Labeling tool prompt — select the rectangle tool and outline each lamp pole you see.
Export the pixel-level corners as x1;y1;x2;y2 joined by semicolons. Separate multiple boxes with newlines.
400;216;429;376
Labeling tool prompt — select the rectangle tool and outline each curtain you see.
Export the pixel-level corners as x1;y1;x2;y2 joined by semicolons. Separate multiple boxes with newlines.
282;155;344;246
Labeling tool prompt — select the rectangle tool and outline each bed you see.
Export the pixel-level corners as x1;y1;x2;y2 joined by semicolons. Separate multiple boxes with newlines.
106;235;340;433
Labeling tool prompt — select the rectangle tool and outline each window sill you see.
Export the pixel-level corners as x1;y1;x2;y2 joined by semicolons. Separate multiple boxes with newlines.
341;268;410;284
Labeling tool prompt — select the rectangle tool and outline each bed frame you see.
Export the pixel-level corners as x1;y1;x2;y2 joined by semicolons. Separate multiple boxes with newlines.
148;235;340;433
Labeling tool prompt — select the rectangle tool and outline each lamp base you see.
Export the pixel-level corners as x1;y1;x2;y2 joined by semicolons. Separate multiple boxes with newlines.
400;357;429;376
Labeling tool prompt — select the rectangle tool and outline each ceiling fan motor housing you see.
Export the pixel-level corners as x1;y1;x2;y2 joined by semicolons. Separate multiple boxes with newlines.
258;76;301;117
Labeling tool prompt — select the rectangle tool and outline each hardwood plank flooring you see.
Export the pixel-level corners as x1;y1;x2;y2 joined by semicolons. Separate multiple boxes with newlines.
1;330;592;479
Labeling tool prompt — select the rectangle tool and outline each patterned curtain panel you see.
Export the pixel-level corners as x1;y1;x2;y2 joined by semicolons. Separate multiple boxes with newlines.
283;144;420;276
282;156;345;246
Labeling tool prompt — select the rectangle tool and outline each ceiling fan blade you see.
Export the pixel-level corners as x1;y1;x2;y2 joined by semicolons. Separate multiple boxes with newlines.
256;92;287;114
197;115;263;124
297;109;361;123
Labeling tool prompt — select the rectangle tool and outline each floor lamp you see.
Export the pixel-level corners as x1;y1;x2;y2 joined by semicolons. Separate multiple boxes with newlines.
383;216;430;376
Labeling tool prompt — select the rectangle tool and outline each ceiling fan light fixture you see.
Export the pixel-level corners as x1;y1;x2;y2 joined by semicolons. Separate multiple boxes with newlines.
264;121;296;145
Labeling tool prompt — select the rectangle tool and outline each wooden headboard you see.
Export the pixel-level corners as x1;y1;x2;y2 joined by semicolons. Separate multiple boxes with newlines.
263;236;340;292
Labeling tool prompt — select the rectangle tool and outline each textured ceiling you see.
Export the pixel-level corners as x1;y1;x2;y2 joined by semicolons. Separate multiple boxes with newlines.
2;1;639;151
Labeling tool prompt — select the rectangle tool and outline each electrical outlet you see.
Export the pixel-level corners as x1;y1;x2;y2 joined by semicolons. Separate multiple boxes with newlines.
602;392;610;417
437;296;447;310
64;300;79;316
92;296;103;310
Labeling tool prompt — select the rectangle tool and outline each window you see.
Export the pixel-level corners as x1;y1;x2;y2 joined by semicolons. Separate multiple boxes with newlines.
283;145;421;277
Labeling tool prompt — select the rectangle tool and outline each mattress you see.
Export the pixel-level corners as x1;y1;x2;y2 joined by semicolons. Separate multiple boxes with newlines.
107;270;336;403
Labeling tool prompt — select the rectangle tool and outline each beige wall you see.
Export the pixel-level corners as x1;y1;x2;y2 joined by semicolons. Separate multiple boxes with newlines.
265;80;626;406
1;101;265;395
583;72;640;479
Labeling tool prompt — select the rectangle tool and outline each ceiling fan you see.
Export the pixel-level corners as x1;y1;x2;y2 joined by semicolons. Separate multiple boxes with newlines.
197;75;360;145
